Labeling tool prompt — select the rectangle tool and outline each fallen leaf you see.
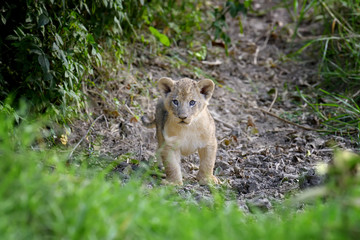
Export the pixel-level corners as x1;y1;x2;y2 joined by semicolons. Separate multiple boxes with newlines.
111;111;120;117
251;127;259;135
247;116;256;128
130;117;138;123
242;43;257;54
104;109;120;117
331;19;336;34
211;41;225;48
247;116;259;135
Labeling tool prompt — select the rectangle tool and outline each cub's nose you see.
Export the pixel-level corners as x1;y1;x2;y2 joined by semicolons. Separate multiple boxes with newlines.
179;115;187;120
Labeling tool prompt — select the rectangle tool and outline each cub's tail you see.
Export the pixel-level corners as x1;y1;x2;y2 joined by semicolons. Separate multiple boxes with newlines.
141;115;156;128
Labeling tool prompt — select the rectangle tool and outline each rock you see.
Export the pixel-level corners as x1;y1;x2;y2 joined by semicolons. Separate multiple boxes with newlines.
247;197;272;212
299;169;325;189
248;181;260;192
285;165;296;173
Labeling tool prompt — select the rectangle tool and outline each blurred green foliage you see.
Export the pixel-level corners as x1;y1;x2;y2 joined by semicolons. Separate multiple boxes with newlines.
1;108;360;239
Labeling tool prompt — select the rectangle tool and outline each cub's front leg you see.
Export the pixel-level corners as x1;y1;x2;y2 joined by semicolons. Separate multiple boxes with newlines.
160;144;183;185
197;144;219;185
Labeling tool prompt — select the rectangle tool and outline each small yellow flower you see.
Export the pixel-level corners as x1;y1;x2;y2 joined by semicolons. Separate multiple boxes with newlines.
60;134;68;145
315;162;328;175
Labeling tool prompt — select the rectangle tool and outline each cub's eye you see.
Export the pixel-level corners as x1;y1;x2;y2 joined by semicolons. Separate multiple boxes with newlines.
189;100;196;106
172;100;179;106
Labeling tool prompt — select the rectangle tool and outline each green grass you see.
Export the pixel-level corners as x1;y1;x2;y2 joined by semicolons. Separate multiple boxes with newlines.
280;0;360;138
283;0;360;87
298;88;360;137
1;112;360;239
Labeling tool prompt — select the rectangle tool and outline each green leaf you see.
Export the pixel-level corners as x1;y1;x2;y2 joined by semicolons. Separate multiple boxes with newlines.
87;34;95;45
38;14;49;27
1;14;6;25
227;1;247;17
5;35;18;41
149;26;170;47
238;16;244;34
52;43;68;65
244;0;252;8
55;33;64;46
38;54;50;73
29;48;42;55
45;72;53;83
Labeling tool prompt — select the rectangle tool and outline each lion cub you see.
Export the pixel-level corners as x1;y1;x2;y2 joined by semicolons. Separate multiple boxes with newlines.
142;77;218;185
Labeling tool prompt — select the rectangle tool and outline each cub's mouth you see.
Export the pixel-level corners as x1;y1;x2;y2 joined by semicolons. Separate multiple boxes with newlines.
179;120;190;125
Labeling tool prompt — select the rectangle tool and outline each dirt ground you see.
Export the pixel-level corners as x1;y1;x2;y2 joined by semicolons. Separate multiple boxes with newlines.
69;0;357;211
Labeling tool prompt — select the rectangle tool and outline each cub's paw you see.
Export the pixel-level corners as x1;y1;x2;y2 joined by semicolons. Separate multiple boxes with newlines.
197;175;219;185
162;179;183;186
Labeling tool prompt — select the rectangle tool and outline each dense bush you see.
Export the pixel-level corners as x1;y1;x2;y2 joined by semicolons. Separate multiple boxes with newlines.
0;0;148;120
0;0;250;121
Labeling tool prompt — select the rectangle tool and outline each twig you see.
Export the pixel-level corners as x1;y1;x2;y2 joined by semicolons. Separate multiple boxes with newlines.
68;114;105;160
258;108;330;132
268;88;278;112
213;116;235;129
124;104;138;119
254;23;273;65
229;97;329;132
253;47;260;65
103;114;109;128
230;97;242;103
292;34;360;42
353;89;360;98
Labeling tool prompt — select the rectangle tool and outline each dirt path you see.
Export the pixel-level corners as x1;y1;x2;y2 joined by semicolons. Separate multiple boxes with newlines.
69;0;356;211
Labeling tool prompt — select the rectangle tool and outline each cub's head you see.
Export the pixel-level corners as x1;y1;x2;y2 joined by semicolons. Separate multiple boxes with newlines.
158;77;215;125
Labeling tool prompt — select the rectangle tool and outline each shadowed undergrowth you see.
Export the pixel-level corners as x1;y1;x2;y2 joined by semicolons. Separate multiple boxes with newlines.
282;0;360;137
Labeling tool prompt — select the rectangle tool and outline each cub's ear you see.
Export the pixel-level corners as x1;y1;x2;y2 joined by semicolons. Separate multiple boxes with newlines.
158;77;175;96
197;79;215;101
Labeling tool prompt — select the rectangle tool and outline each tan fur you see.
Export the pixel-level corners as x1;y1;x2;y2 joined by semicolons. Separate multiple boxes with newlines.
142;77;218;185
